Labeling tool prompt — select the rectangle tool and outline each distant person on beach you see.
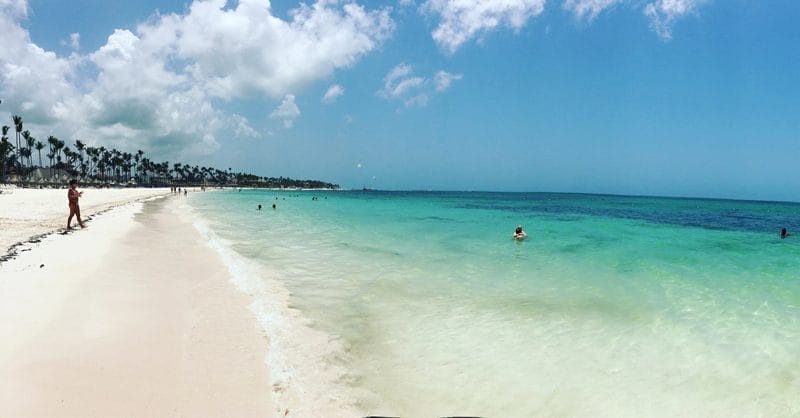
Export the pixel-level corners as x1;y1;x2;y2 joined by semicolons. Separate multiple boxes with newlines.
258;204;262;211
513;225;527;240
780;228;789;239
184;189;187;196
67;179;86;229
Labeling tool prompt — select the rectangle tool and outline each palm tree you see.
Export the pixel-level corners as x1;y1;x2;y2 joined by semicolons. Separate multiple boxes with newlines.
173;163;182;183
28;136;37;168
62;147;76;173
35;141;45;167
74;140;85;176
74;140;85;160
22;130;33;167
50;138;65;173
111;150;123;182
123;152;132;182
96;160;106;182
100;149;111;180
47;136;59;178
134;149;144;181
86;147;99;178
12;115;22;165
19;147;31;172
96;146;108;179
0;136;12;181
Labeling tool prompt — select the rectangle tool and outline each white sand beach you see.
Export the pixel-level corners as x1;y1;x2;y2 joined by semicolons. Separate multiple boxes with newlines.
0;187;171;255
0;190;274;416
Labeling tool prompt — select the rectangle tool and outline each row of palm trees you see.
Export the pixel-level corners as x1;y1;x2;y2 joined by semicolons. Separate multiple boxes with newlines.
0;113;338;188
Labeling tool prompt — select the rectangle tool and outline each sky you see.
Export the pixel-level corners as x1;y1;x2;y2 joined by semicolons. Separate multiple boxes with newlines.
1;0;799;200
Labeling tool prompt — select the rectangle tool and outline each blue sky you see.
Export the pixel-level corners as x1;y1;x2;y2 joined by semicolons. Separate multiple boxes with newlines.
1;0;799;200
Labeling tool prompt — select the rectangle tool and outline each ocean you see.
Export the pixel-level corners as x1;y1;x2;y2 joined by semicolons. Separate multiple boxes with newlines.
186;190;800;416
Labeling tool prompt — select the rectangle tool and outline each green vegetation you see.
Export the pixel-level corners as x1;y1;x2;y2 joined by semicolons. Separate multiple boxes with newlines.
0;112;338;189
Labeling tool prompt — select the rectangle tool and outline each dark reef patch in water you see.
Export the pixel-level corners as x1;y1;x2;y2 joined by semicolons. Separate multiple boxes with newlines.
454;196;800;234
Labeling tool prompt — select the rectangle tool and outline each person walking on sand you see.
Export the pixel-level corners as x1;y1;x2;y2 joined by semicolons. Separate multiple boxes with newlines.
67;179;86;229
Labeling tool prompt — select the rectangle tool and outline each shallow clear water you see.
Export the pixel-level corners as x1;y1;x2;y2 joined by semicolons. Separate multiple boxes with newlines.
189;190;800;416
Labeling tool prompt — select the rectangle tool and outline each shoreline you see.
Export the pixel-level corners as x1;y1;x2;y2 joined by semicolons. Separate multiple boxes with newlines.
183;196;364;417
0;187;173;261
0;192;274;416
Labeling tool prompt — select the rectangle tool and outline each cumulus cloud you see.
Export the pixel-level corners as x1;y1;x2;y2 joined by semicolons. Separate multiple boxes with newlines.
0;0;27;19
644;0;701;40
270;94;301;128
0;7;79;125
322;84;345;103
420;0;546;54
174;0;394;99
0;0;394;161
378;63;461;108
563;0;621;21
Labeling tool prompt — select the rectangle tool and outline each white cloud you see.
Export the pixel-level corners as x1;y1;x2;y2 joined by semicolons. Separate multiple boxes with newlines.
322;84;345;103
378;63;461;109
270;94;301;128
0;9;79;125
644;0;701;40
0;0;394;162
61;32;80;50
173;0;394;99
0;0;27;19
433;70;462;92
383;64;413;86
391;77;425;97
418;0;703;46
404;94;428;108
231;113;258;138
420;0;546;54
378;63;424;98
563;0;621;21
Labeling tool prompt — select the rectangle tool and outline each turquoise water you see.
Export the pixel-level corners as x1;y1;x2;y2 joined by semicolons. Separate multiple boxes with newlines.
189;190;800;416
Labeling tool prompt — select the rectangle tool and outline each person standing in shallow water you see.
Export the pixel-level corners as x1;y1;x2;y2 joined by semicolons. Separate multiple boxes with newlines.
67;179;86;229
780;228;789;239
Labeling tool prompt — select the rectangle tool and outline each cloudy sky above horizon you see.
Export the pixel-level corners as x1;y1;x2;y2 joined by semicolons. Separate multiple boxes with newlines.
1;0;799;200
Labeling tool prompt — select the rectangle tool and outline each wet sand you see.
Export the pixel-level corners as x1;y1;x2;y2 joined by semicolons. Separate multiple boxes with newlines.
0;195;273;416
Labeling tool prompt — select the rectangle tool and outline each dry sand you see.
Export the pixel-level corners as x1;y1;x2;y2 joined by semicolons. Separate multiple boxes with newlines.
0;186;172;256
0;192;274;417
